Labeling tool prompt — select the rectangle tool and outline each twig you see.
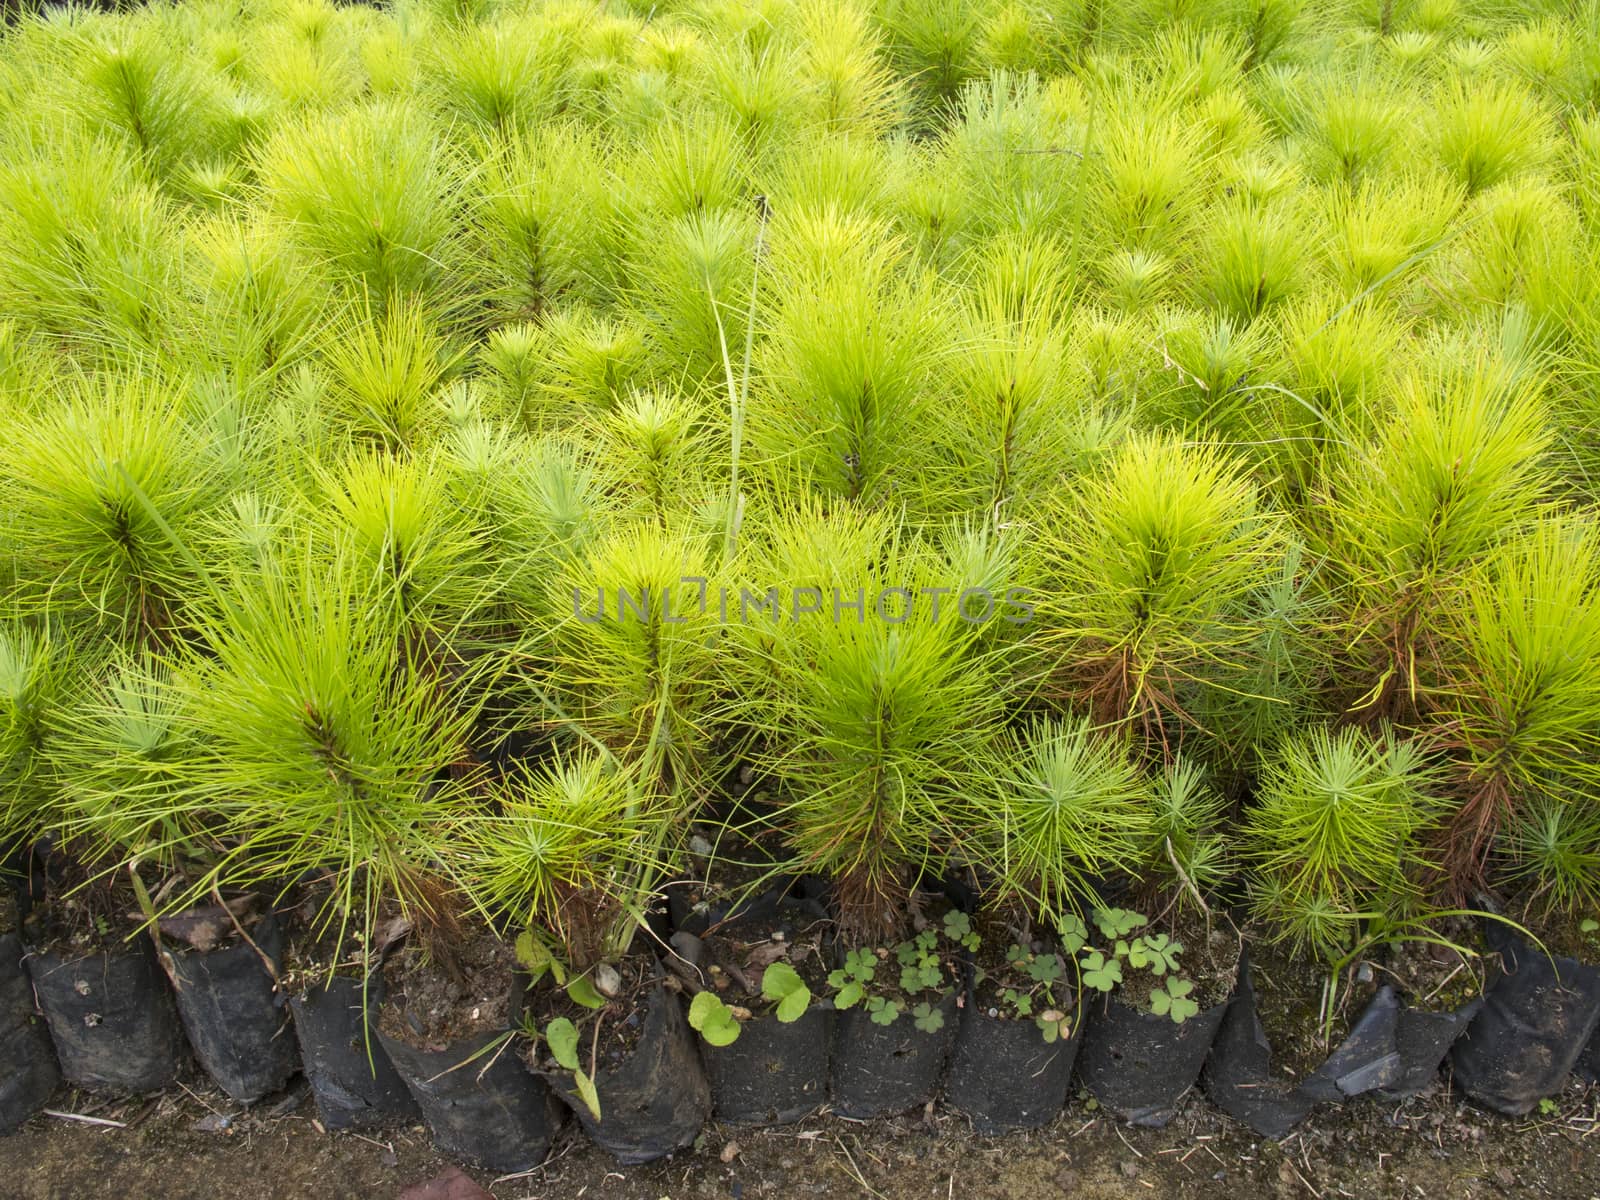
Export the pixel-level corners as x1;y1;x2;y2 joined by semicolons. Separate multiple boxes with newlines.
44;1109;126;1129
213;884;279;986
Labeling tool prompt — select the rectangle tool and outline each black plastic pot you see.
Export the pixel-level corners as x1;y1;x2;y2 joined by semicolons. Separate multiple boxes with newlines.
668;879;796;940
830;991;958;1119
1575;1022;1600;1085
1;932;59;1133
702;1003;830;1125
1201;953;1402;1138
1076;993;1227;1128
1451;924;1600;1116
167;915;298;1104
1372;995;1483;1101
27;939;185;1095
542;982;711;1164
945;1005;1078;1133
290;973;418;1131
380;1027;560;1173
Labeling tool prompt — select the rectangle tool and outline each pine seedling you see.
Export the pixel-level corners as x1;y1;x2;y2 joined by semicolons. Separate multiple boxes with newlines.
1289;69;1409;186
700;38;809;157
1092;100;1209;257
1201;193;1307;323
1191;537;1327;779
591;388;725;524
1149;309;1272;437
1040;432;1285;749
0;368;230;645
459;752;663;973
1503;795;1600;918
0;621;84;854
535;521;726;808
472;121;619;322
0;132;182;364
317;294;460;452
74;20;241;188
1315;362;1554;721
1245;725;1443;959
1429;179;1583;332
873;0;994;121
730;506;1009;942
1233;0;1304;70
256;100;465;313
975;715;1154;925
183;214;327;403
755;133;894;221
625;205;758;386
521;308;651;426
796;0;902;133
420;12;570;140
624;109;748;220
1144;757;1230;909
47;653;208;880
1321;171;1462;299
941;71;1089;246
309;447;493;645
243;2;371;113
172;544;481;954
1439;517;1600;891
942;243;1084;524
1431;76;1553;196
750;210;949;515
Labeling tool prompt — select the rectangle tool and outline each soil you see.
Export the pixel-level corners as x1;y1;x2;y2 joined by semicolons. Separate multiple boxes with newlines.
1118;908;1243;1014
1247;939;1378;1080
968;916;1073;1023
669;819;796;933
6;1070;1600;1199
23;870;146;959
833;899;965;1013
1507;899;1600;966
378;927;519;1049
698;906;831;1009
522;951;659;1071
1379;917;1486;1012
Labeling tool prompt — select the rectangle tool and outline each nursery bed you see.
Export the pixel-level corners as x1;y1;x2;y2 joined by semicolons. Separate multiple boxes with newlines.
5;1074;1600;1200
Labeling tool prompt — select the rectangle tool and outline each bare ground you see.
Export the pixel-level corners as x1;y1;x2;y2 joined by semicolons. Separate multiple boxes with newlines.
4;1075;1599;1200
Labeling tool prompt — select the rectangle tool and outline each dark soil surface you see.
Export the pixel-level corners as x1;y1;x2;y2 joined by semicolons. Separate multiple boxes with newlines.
379;928;519;1049
5;1072;1600;1199
1119;909;1243;1014
523;952;659;1069
699;906;831;1005
1248;940;1379;1080
1380;918;1486;1012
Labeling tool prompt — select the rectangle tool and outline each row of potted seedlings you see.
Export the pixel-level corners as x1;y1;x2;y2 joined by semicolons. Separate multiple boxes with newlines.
4;724;1598;1158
